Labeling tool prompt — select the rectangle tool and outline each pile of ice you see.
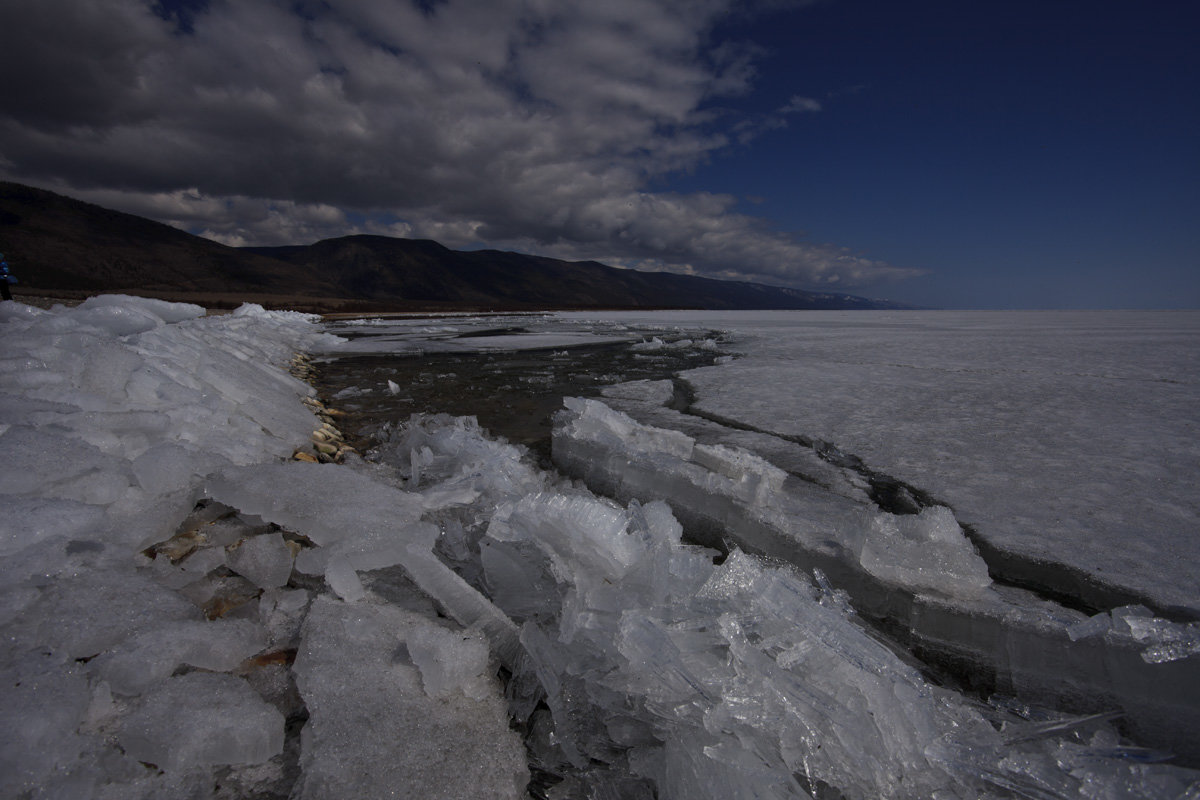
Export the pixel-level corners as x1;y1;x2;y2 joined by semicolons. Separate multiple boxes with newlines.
4;296;1198;799
631;335;721;352
1069;605;1200;664
0;298;323;796
360;413;1200;798
489;497;1199;798
554;396;993;600
551;393;1200;763
0;297;527;799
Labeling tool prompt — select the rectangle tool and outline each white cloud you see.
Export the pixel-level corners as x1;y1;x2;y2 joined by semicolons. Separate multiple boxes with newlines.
0;0;919;288
779;95;822;114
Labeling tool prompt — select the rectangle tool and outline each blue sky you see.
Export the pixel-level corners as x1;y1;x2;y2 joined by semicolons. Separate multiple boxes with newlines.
0;0;1195;308
679;0;1200;308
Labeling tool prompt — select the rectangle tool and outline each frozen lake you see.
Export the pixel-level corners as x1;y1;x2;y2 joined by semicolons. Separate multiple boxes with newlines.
3;298;1198;799
613;310;1200;617
324;309;1200;618
317;308;1200;769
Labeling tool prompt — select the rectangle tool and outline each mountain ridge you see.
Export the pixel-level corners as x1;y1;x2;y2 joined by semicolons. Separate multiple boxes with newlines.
0;182;912;311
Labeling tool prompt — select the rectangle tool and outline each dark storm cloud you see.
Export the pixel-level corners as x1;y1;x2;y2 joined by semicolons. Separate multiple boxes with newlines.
0;0;920;287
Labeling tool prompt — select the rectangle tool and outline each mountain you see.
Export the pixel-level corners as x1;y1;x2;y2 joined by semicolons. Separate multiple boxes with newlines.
0;182;909;310
246;236;904;310
0;182;335;301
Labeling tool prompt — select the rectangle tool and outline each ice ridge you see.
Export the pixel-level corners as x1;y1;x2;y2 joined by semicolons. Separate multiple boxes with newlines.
551;392;1200;764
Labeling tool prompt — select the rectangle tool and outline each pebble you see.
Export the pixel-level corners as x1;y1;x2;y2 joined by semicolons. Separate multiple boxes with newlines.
289;351;357;465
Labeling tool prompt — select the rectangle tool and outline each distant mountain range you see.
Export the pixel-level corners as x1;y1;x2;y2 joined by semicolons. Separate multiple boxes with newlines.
0;182;910;311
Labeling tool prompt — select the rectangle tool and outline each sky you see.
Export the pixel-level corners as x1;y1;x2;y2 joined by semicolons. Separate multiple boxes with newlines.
0;0;1196;309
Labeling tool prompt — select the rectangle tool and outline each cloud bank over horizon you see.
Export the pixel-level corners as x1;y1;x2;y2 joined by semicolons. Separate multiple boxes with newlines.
0;0;921;289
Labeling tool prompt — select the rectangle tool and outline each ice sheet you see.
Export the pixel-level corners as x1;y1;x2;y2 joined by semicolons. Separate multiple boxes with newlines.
664;310;1200;617
205;460;521;661
291;596;527;799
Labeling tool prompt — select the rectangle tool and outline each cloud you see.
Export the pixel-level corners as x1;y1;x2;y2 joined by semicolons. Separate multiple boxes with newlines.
0;0;919;288
779;95;822;114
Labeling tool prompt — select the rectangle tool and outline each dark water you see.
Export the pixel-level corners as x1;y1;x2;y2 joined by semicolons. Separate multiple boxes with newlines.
312;337;725;466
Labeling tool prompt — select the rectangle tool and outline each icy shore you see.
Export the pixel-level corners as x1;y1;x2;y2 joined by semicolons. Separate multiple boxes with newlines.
2;297;1198;799
0;297;528;798
554;389;1200;762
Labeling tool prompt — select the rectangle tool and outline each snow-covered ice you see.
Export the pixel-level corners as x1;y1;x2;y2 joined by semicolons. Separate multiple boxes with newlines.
3;297;1199;798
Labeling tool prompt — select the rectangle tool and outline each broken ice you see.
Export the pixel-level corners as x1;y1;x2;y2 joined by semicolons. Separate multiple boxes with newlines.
3;297;1198;799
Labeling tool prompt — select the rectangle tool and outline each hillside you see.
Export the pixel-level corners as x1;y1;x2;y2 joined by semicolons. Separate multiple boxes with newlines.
0;182;908;311
0;182;333;301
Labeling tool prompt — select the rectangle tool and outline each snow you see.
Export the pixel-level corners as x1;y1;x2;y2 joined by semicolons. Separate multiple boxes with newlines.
3;297;1198;798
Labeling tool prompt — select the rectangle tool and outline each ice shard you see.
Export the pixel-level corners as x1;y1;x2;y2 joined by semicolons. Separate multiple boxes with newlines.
552;394;1200;762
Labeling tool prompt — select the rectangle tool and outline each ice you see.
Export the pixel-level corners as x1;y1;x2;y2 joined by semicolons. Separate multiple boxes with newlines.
559;396;694;460
324;316;635;355
1108;606;1200;664
476;486;1198;797
4;298;1198;797
858;505;992;598
551;394;1200;763
691;441;787;504
0;297;346;795
554;394;988;598
323;555;367;602
259;585;311;636
480;537;563;623
0;426;133;503
401;545;523;666
116;672;284;770
96;618;268;695
19;569;200;661
0;496;103;558
291;596;527;800
205;460;521;663
206;462;424;548
1067;610;1113;641
0;650;93;799
131;441;227;496
226;531;295;589
647;310;1200;617
331;384;365;399
54;294;203;338
599;377;677;405
488;492;643;582
406;624;494;700
74;294;206;326
370;412;549;502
